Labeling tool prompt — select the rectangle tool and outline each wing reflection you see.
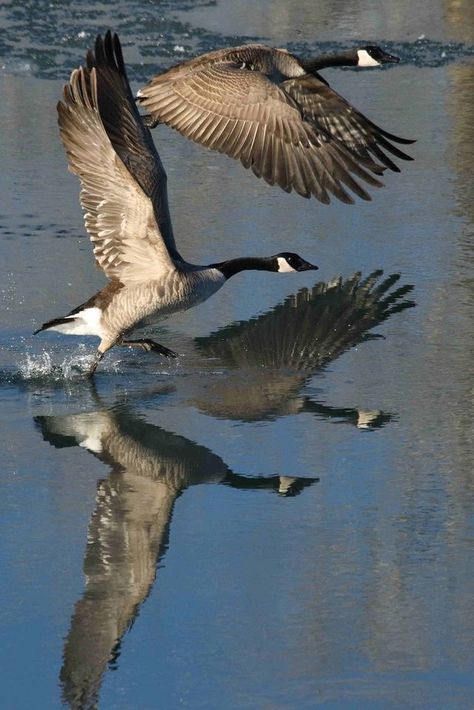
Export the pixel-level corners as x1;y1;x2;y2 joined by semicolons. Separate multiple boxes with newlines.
35;407;316;710
192;270;415;424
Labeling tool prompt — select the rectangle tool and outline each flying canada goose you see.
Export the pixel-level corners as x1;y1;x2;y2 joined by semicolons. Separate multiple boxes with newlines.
137;43;414;204
34;32;317;376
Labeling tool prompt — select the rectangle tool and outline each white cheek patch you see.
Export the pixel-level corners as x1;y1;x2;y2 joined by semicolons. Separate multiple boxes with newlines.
277;257;297;273
79;436;103;454
49;412;106;453
357;49;381;67
72;412;108;453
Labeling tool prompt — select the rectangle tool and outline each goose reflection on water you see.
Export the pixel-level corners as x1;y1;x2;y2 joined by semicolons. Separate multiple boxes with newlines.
190;269;414;426
36;406;317;710
33;269;414;709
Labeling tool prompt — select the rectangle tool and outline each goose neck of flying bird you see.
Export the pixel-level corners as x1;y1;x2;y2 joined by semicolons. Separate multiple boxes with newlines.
300;50;358;72
210;256;279;279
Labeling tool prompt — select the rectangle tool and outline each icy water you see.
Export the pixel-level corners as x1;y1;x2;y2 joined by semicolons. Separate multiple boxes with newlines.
1;1;474;709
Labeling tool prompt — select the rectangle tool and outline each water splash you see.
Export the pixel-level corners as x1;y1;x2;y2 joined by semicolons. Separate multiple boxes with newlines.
0;330;190;388
16;346;94;381
4;344;122;383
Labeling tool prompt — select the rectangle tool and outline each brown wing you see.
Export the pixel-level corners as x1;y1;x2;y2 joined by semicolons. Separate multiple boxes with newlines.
138;60;385;204
58;33;178;283
282;74;415;173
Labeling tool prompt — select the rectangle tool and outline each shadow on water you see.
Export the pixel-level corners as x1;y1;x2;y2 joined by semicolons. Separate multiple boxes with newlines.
27;269;415;709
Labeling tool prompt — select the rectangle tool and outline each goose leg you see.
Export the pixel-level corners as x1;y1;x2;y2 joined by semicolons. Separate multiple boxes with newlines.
87;350;104;378
121;338;178;358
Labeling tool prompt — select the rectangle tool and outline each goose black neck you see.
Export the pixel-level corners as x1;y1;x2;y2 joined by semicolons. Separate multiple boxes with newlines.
211;256;277;279
301;50;357;72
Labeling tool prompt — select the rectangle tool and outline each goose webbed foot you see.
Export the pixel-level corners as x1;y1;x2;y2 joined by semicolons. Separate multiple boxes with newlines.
121;338;178;358
86;350;104;378
141;114;161;129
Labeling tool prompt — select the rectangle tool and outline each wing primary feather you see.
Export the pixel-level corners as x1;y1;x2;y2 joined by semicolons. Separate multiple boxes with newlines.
364;117;416;144
57;32;182;280
93;32;182;262
375;134;414;161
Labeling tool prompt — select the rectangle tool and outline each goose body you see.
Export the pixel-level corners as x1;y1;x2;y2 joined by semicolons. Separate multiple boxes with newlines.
137;43;414;204
44;269;225;344
35;32;317;375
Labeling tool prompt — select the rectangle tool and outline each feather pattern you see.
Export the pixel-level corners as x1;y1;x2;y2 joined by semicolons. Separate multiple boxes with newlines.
58;38;180;283
138;43;414;203
36;33;319;372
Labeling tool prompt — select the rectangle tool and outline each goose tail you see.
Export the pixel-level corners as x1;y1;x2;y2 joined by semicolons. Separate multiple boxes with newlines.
33;316;78;335
34;306;103;336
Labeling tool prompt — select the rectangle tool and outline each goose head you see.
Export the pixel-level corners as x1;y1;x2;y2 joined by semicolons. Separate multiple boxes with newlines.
356;45;400;68
274;252;319;273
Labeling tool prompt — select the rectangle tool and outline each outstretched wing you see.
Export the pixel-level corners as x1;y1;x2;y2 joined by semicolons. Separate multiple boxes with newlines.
58;32;181;283
282;74;415;173
137;54;385;204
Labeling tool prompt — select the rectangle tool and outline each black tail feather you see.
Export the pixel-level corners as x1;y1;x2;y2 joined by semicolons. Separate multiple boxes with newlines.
33;316;74;335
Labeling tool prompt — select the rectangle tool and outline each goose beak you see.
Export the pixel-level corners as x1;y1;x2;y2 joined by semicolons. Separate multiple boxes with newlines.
300;259;319;271
381;51;400;64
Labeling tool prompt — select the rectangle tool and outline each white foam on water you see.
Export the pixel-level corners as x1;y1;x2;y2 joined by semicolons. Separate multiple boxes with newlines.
16;345;122;381
18;348;95;380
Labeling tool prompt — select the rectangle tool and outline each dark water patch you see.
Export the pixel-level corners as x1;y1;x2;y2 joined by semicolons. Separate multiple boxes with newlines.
0;0;258;80
1;0;472;80
0;220;80;239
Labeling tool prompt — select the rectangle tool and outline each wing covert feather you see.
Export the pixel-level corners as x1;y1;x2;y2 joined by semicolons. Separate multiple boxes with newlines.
138;59;385;202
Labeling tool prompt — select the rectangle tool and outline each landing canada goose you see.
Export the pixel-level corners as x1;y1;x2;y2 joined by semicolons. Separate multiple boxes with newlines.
34;32;317;376
137;43;414;204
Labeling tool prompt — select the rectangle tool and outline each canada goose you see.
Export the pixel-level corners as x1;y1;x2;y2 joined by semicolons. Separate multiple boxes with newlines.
34;32;317;376
36;405;316;708
137;43;414;204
